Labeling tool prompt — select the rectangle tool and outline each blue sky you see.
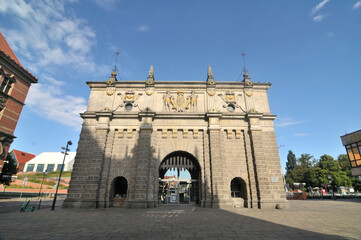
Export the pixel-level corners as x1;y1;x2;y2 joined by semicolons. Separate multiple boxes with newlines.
0;0;360;173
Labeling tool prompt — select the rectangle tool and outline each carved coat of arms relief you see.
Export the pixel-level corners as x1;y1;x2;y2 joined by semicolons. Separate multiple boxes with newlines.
163;90;198;112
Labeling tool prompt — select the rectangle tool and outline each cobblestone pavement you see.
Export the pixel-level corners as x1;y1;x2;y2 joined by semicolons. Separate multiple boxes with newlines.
0;199;360;240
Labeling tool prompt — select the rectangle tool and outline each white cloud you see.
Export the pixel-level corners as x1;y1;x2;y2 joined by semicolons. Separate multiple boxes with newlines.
0;1;97;129
137;25;151;32
354;1;361;9
311;0;330;15
294;133;311;137
313;14;328;22
26;78;87;129
93;0;118;10
0;0;96;73
275;118;304;128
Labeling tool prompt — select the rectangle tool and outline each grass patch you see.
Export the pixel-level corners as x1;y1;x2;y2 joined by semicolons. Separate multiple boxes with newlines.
17;171;72;179
7;184;34;189
28;179;42;184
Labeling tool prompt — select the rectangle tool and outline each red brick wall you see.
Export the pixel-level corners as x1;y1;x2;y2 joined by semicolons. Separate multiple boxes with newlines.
0;67;29;136
0;64;32;161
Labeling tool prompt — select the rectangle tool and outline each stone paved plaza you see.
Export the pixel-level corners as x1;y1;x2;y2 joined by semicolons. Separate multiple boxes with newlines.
0;199;360;240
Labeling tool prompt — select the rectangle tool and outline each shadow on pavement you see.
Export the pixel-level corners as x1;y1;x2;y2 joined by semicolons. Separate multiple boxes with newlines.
0;205;353;240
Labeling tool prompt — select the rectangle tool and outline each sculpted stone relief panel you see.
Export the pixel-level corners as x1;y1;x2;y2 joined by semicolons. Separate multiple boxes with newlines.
163;89;198;112
99;86;264;115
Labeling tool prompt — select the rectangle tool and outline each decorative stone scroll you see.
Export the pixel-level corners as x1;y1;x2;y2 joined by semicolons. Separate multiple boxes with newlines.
113;90;143;111
218;91;243;112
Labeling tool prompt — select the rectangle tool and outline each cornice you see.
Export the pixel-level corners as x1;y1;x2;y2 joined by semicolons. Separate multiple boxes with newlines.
86;80;271;90
0;51;37;84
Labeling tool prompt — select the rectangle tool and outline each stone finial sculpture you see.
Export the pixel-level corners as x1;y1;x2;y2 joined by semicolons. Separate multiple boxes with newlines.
146;65;155;85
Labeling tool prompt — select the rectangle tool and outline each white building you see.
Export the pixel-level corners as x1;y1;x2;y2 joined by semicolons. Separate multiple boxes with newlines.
23;152;76;173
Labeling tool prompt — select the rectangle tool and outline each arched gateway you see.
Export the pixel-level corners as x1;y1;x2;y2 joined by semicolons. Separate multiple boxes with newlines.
159;151;201;205
63;66;289;209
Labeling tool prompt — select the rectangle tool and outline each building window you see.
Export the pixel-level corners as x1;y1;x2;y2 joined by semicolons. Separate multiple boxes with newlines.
346;142;361;167
26;164;35;172
0;76;13;94
46;164;55;172
36;164;45;172
56;164;64;171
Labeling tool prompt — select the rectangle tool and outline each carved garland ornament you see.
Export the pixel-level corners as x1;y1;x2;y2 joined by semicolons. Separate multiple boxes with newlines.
244;89;253;97
206;88;216;96
145;88;155;96
105;80;116;96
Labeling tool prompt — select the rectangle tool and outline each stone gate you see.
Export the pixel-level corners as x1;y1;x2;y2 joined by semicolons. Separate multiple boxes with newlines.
63;66;288;209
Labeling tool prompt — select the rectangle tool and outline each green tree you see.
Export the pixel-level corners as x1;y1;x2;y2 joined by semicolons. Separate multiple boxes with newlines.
313;154;351;188
337;154;361;191
0;154;18;185
286;150;296;171
297;154;314;167
285;153;314;188
337;154;350;172
1;154;18;176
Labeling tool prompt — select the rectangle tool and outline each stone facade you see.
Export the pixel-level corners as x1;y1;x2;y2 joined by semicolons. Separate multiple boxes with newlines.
63;66;288;209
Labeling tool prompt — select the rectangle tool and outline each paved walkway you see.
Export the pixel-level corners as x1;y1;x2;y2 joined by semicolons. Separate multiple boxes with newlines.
0;199;360;240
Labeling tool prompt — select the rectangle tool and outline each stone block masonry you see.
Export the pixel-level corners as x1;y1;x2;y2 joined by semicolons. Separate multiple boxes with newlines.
63;69;288;209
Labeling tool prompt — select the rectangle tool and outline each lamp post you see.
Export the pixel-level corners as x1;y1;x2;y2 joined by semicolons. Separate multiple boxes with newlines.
51;141;72;211
38;171;48;198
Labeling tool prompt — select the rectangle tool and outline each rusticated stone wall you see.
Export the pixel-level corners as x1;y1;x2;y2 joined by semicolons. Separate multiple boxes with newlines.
64;70;288;209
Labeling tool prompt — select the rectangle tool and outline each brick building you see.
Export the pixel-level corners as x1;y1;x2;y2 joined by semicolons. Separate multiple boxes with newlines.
64;66;288;209
0;32;38;167
8;149;35;172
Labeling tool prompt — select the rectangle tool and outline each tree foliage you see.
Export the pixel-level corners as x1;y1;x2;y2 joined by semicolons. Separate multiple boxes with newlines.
286;150;296;171
2;154;18;176
285;151;360;191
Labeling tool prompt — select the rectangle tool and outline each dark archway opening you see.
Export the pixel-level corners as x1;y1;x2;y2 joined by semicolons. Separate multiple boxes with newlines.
110;176;128;207
231;177;248;207
159;151;201;205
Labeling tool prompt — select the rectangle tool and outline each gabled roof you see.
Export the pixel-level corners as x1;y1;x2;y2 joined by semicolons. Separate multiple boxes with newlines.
0;32;21;67
0;32;38;83
11;149;36;164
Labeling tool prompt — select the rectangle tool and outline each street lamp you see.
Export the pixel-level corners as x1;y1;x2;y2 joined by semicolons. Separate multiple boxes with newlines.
51;140;72;211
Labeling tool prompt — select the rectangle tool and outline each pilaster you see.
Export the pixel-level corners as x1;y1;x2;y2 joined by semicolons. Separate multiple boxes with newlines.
206;112;230;208
125;111;156;208
202;130;212;207
247;113;288;209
